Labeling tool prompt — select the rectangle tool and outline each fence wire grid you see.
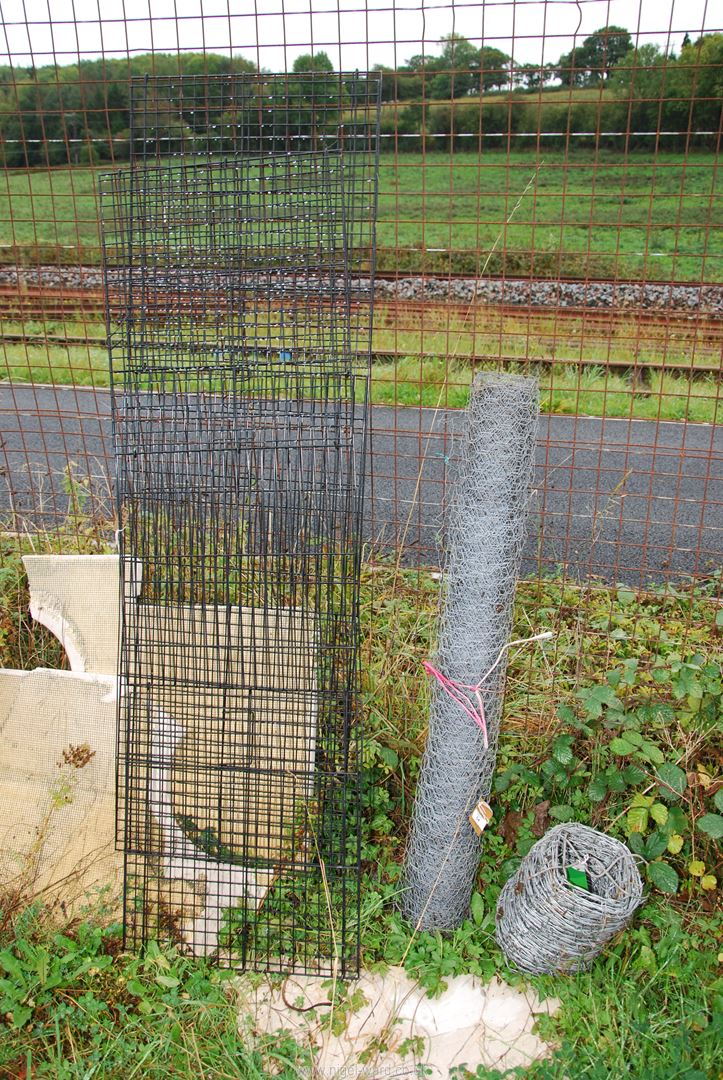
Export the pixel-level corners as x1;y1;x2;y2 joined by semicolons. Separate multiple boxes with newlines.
0;0;720;832
0;0;720;595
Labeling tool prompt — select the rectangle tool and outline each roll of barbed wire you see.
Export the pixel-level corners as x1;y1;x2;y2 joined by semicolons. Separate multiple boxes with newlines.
496;823;644;974
401;372;539;931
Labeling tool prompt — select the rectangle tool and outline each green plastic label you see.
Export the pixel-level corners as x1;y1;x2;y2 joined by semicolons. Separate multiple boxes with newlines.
566;865;589;890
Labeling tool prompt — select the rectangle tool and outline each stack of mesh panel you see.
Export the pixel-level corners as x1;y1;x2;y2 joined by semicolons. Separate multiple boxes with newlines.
100;72;381;974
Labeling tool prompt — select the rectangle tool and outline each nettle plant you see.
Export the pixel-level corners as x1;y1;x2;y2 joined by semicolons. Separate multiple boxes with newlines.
514;653;721;897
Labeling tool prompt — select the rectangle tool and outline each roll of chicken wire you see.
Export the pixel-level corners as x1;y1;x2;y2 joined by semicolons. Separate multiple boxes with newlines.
496;822;644;974
401;372;539;931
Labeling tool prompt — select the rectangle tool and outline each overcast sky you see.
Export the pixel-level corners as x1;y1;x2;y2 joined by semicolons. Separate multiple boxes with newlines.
0;0;718;71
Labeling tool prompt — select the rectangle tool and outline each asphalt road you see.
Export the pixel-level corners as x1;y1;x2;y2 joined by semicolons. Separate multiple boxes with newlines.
1;383;721;586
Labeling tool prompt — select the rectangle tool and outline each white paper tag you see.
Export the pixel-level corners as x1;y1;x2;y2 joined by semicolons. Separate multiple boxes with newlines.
469;798;493;836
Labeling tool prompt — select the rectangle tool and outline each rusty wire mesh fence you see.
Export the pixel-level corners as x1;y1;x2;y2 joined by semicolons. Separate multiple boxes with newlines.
0;0;720;597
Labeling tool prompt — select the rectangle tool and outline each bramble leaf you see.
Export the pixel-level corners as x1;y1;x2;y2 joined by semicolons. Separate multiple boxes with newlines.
578;684;621;719
655;763;687;801
627;793;654;835
664;806;688;836
627;831;645;856
667;833;684;855
556;705;577;726
627;805;649;834
588;776;608;802
639;742;665;766
552;737;574;766
608;769;630;792
697;813;723;840
622;764;646;786
644;831;668;860
647;861;679;894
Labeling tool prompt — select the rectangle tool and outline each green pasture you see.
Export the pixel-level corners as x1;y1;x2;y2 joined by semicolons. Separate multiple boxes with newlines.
377;151;721;280
0;150;720;281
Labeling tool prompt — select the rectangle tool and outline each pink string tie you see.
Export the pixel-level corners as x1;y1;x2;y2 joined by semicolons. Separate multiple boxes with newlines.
422;634;553;753
422;660;489;749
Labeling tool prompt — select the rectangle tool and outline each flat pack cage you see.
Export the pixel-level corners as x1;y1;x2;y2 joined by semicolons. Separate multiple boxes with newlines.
129;70;380;165
100;72;381;975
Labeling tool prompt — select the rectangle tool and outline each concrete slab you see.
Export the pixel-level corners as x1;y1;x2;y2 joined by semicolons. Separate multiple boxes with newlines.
23;553;140;675
0;667;121;908
21;557;318;863
238;966;560;1076
5;553;319;951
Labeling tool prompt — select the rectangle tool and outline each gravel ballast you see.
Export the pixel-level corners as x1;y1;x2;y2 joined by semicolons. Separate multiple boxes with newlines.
1;265;721;315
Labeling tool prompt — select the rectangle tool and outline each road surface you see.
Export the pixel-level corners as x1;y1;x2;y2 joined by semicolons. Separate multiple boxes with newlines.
1;384;720;586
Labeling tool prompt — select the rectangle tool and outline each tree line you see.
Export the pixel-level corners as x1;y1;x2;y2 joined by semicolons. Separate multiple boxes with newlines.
372;25;635;97
0;28;720;167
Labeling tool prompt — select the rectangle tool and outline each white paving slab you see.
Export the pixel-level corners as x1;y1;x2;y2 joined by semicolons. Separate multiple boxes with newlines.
0;667;121;907
23;553;140;675
238;965;560;1077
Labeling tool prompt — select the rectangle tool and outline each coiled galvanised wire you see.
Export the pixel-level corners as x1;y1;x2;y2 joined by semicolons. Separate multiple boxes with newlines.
496;823;644;974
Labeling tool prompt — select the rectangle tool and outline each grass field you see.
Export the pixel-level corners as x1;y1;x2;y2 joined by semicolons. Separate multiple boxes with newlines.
0;151;721;281
0;150;719;423
376;151;722;280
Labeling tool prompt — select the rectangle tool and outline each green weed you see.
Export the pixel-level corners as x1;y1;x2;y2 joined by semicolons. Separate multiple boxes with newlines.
0;547;67;671
0;917;310;1078
354;563;721;1076
371;355;720;424
0;558;719;1076
2;339;719;426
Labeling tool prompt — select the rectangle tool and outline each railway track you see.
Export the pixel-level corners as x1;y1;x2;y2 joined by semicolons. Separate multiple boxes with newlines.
373;297;723;339
0;277;720;381
0;263;718;290
373;269;717;288
1;282;721;329
0;285;105;319
0;264;722;311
